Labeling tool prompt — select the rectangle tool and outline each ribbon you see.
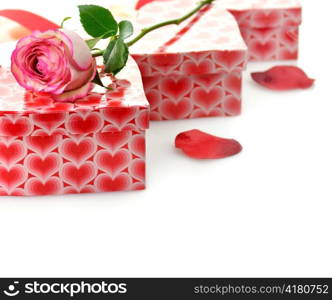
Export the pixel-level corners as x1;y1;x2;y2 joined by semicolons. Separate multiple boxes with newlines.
0;9;59;31
135;0;213;53
157;4;212;53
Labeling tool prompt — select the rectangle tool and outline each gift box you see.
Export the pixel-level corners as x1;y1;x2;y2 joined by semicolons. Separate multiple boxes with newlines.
136;0;302;62
131;0;248;120
0;55;149;196
222;0;302;61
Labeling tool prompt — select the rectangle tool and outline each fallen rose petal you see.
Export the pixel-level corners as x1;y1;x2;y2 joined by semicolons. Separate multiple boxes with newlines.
251;66;315;91
175;129;242;159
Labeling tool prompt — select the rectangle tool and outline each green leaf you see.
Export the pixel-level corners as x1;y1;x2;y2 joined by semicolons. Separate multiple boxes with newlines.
92;72;113;90
78;5;118;38
92;72;104;87
103;38;129;75
60;17;72;28
86;37;101;49
103;39;116;62
119;20;134;40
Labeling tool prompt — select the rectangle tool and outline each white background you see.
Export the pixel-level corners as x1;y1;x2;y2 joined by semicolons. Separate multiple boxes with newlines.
0;0;331;277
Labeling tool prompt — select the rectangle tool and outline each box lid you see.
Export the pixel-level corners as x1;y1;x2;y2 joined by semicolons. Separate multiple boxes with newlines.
219;0;302;29
0;44;149;136
131;0;248;77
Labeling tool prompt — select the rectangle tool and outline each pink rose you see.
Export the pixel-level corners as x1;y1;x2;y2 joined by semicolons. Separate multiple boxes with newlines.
11;29;96;102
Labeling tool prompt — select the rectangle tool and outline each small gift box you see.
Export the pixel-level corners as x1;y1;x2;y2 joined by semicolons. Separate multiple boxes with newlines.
0;54;149;196
131;0;248;120
222;0;302;61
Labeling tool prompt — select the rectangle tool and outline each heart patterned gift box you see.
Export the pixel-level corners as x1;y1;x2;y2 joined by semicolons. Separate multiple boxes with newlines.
131;0;248;120
219;0;302;61
0;54;149;196
136;0;302;62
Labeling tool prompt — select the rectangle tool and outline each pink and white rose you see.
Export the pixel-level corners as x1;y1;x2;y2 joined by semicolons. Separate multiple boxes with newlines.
11;29;96;101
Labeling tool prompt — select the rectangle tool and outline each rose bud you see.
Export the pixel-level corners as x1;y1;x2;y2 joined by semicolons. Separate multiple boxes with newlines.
11;29;96;102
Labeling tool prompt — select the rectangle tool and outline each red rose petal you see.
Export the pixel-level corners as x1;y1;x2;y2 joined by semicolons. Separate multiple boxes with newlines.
251;66;315;91
175;129;242;159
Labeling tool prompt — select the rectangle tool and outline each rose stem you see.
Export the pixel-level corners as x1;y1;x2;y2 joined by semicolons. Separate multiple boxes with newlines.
92;0;215;57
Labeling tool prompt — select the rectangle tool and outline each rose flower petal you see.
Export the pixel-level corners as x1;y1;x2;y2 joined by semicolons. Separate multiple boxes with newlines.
175;129;242;159
251;66;315;91
11;29;96;102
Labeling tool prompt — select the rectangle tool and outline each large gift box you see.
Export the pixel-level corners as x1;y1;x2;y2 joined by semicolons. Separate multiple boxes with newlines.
0;55;149;196
138;0;302;61
135;0;302;62
131;0;248;120
221;0;302;61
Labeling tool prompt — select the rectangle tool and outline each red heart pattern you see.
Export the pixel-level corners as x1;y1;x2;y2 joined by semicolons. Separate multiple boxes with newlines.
94;173;133;192
102;107;138;130
160;77;192;101
131;0;248;120
24;134;61;156
64;185;96;194
0;100;147;137
0;0;301;194
145;90;162;110
0;165;27;191
0;54;149;132
131;0;300;120
223;95;241;116
61;162;97;188
252;10;282;28
135;0;301;63
143;72;242;120
59;137;96;165
96;131;132;153
0;117;33;136
128;159;145;182
181;60;215;76
25;177;63;195
160;98;193;120
32;112;66;132
24;153;61;180
249;40;278;60
128;134;146;158
0;55;148;196
0;130;146;196
94;149;131;177
0;139;26;167
192;87;224;113
228;5;301;62
242;26;299;61
65;112;104;135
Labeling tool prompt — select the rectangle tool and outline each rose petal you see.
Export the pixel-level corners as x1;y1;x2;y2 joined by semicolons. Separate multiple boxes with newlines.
175;129;242;159
60;29;94;71
52;82;94;102
251;66;315;91
64;59;96;92
11;29;95;101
